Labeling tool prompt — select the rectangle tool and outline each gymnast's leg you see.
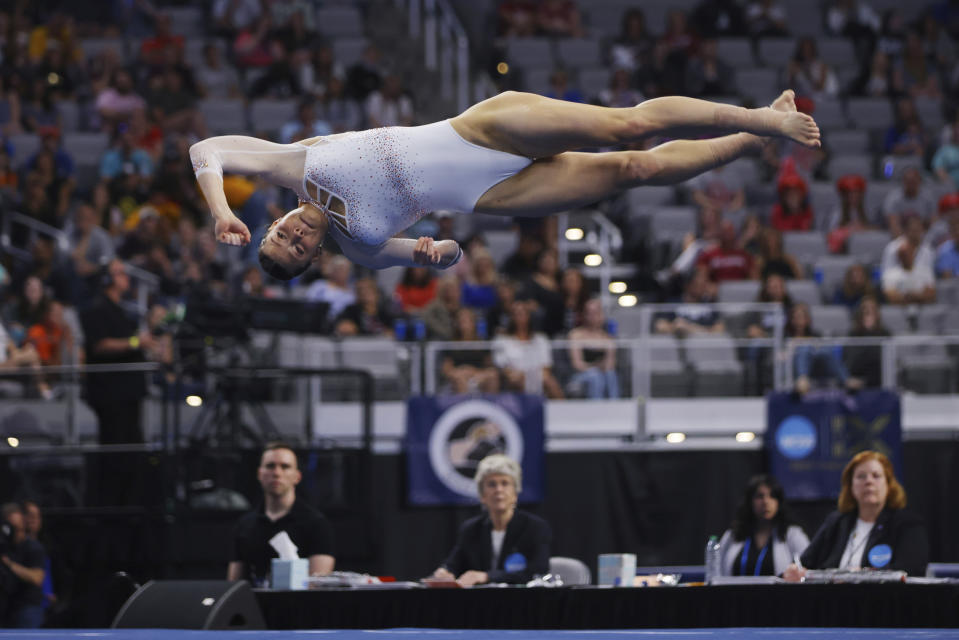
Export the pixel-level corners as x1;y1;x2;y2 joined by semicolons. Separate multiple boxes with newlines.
452;90;817;159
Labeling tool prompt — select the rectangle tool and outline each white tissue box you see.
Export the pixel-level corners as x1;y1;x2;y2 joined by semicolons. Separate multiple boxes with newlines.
598;553;636;587
271;558;309;590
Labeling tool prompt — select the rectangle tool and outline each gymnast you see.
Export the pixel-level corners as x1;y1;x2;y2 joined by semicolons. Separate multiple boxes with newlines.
190;90;819;280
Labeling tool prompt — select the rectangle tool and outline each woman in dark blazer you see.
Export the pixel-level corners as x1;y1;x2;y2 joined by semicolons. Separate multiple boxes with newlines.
432;454;551;586
787;450;928;579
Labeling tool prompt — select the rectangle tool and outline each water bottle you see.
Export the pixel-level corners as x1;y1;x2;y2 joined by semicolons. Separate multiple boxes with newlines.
414;319;427;341
476;316;488;340
704;535;721;585
393;318;407;341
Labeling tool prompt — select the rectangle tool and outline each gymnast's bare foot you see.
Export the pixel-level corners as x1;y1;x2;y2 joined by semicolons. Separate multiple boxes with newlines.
767;90;820;148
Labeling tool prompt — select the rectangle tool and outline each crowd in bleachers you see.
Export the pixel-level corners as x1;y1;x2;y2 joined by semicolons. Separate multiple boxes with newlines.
2;0;959;404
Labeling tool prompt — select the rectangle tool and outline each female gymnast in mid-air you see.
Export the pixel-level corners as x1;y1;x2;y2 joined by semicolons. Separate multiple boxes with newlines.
191;90;819;280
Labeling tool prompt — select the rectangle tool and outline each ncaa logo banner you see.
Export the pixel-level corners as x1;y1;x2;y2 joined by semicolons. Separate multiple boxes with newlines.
405;394;545;506
766;389;902;500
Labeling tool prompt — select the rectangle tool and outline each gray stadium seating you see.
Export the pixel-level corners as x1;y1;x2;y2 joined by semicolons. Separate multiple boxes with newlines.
717;280;761;303
757;39;795;68
847;230;891;264
735;69;779;104
815;99;848;131
647;335;690;397
626;185;676;211
786;279;822;306
484;230;518;266
8;133;40;169
684;335;744;397
846;98;893;130
56;101;80;132
609;307;645;338
783;231;827;266
63;132;110;168
199;99;247;135
716;39;755;68
505;38;554;69
650;206;698;238
549;556;592;585
813;255;857;300
809;181;838;226
555;38;603;68
810;305;851;337
316;6;365;38
880;305;912;335
523;68;553;95
249;99;298;136
332;38;369;67
827;130;870;154
829;154;873;180
577;68;610;99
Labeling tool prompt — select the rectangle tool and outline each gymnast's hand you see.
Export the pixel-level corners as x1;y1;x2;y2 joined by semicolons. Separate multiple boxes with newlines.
413;236;443;265
214;214;252;247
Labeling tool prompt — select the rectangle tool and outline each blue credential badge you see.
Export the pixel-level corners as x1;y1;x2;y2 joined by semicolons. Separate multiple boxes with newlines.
868;544;892;568
504;552;527;573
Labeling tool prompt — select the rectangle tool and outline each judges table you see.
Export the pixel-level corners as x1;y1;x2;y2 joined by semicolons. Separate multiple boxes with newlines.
255;583;959;629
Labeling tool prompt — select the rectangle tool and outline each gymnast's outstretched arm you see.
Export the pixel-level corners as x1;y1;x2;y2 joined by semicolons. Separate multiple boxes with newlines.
338;234;462;271
189;135;306;245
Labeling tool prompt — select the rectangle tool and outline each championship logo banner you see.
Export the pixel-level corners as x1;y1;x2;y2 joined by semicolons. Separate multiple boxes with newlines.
405;394;545;506
766;389;902;500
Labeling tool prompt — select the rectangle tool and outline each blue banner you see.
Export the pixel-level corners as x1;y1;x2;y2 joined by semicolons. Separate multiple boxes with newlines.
766;389;902;500
405;394;545;506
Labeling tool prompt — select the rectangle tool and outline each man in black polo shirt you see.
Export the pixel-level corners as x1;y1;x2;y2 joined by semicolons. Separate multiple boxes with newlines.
227;443;335;585
0;503;47;628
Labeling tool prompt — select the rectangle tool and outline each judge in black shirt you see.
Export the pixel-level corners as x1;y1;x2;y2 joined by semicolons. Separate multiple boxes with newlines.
228;443;335;585
0;503;47;628
79;259;156;444
433;454;551;586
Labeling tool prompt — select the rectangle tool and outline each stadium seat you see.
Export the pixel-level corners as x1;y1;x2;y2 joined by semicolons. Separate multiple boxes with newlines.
783;231;827;266
484;230;518;267
555;38;602;68
814;99;848;131
523;68;553;95
829;154;873;180
626;185;676;213
647;335;691;397
8;133;40;168
863;180;896;220
809;181;838;225
549;556;591;585
847;230;891;264
786;279;822;306
62;132;110;167
684;335;744;397
716;38;755;68
609;307;646;338
827;130;869;154
56;100;80;132
916;304;948;334
316;6;365;38
650;206;697;238
249;100;298;137
332;38;369;67
880;305;912;335
937;279;959;306
757;38;794;68
914;96;945;132
846;98;893;130
734;69;779;104
577;68;610;100
505;38;554;69
810;305;851;337
717;280;761;303
199;99;247;135
817;38;855;63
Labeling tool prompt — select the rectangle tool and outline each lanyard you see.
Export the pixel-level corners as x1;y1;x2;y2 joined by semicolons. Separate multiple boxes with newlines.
740;537;770;576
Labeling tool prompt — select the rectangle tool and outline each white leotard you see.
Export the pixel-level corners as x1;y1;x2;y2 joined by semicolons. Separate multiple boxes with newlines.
296;120;532;246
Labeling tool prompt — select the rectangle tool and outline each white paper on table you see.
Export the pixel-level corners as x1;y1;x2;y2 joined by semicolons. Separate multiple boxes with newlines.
269;531;299;559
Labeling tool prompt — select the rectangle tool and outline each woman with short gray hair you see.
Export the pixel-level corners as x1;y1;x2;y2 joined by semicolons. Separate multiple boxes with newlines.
432;454;551;586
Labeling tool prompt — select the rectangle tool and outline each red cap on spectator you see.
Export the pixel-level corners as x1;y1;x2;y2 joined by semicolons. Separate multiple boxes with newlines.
938;193;959;212
38;125;60;139
795;96;815;114
836;174;866;192
777;172;807;194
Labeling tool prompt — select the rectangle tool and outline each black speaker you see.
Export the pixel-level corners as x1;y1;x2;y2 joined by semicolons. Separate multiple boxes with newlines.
112;580;266;630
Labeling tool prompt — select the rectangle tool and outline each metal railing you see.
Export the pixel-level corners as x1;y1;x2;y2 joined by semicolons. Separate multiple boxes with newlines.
404;0;471;113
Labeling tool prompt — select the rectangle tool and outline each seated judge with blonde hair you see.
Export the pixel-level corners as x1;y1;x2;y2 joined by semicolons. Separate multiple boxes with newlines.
432;454;551;586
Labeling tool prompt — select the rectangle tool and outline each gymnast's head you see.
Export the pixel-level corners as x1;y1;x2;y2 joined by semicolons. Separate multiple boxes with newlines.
258;206;327;280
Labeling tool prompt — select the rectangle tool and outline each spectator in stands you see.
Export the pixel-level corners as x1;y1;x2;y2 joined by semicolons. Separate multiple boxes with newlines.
232;13;275;71
883;98;928;159
825;174;873;253
90;181;125;241
536;0;584;38
689;164;745;218
20;77;60;133
394;266;437;314
935;206;959;276
19;501;55;611
432;454;550;586
247;39;300;100
852;50;897;98
279;99;332;144
744;0;788;38
441;307;499;394
932;119;959;190
0;74;22;136
0;503;47;628
147;68;205;138
897;29;941;99
27;127;74;184
918;11;956;71
685;39;733;99
654;269;724;336
770;172;814;232
310;46;344;95
560;267;589;333
493;300;563;398
786;450;928;579
365;74;414;128
271;1;315;50
320;74;362;134
497;0;538;37
787;302;850;394
99;122;154;185
95;69;146;130
747;273;792;340
346;45;384;102
543;69;584;104
213;0;265;40
0;319;50;400
228;443;335;584
786;37;840;101
566;298;619;399
609;9;653;75
882;166;936;237
80;258;154;445
760;98;829;184
826;0;880;66
697;220;754;283
0;147;18;204
522;249;564;337
12;237;73;305
29;150;74;227
305;254;355;319
718;474;809;577
753;228;803;280
597;68;644;109
461;248;499;314
657;10;699;95
5;276;50;330
881;213;936;305
691;0;746;38
139;13;184;71
833;263;876;308
502;233;543;282
27;300;74;368
421;275;462;340
334;276;395;338
843;296;887;389
67;202;115;299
